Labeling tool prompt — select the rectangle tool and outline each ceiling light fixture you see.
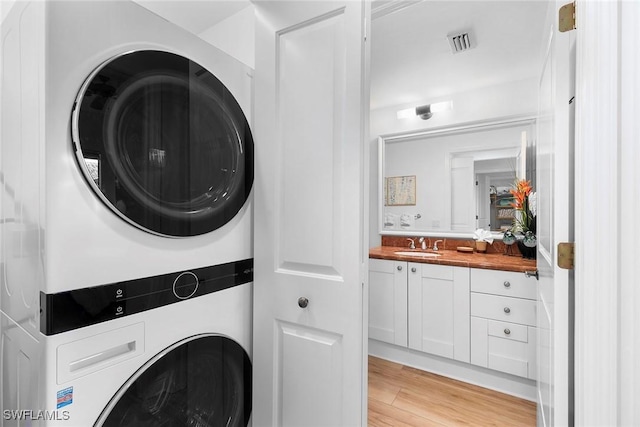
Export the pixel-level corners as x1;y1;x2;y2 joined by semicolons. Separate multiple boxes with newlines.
396;101;453;120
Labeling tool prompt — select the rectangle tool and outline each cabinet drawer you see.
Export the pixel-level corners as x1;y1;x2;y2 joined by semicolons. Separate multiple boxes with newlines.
471;268;536;300
370;258;397;274
415;263;454;280
471;293;536;326
487;319;528;343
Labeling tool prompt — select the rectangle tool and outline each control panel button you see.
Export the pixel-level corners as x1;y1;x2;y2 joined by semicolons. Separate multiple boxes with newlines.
173;272;199;299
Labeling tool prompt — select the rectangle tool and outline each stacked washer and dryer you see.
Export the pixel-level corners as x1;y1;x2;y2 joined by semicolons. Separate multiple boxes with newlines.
1;1;254;425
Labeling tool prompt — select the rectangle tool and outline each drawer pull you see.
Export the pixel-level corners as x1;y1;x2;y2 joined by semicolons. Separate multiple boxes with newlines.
504;281;511;288
411;267;417;273
504;328;511;335
397;265;403;271
504;307;511;314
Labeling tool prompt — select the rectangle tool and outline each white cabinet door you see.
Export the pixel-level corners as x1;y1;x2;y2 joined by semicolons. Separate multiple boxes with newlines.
369;259;408;347
408;263;470;362
252;2;369;426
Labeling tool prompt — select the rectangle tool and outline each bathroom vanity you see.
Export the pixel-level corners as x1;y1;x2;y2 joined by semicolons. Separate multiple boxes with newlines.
368;244;538;399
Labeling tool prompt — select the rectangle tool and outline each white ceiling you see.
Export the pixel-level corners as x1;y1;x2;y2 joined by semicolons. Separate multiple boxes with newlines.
134;0;250;35
370;1;549;110
132;0;548;112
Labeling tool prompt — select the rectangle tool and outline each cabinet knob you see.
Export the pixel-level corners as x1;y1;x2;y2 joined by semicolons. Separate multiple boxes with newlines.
504;307;511;314
298;297;309;308
411;267;417;273
503;281;511;288
504;328;511;335
397;265;403;271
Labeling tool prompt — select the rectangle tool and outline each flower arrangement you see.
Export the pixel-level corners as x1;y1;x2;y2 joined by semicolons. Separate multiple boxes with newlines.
506;178;537;258
509;179;536;234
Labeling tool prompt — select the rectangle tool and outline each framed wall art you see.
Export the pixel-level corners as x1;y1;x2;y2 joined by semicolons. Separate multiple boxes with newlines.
385;175;416;206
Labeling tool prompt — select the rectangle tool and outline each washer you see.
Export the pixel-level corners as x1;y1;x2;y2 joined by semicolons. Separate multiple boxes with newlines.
0;1;254;425
2;264;253;426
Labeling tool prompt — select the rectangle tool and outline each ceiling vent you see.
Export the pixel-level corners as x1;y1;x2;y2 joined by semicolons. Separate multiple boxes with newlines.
447;32;473;54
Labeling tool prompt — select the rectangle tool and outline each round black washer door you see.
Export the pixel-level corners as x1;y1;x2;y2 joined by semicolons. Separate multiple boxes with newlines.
96;335;252;427
72;50;254;237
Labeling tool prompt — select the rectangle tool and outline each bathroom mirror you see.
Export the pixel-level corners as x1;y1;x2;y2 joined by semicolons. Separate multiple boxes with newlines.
379;117;535;237
370;0;546;240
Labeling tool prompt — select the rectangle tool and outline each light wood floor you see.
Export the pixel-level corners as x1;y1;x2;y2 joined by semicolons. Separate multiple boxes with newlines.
368;356;536;426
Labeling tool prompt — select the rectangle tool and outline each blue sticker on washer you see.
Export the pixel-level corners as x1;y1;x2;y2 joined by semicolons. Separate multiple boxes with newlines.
56;387;73;409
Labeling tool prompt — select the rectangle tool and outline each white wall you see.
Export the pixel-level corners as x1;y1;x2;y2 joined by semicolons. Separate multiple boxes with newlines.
371;77;538;139
198;4;254;69
369;77;538;246
0;0;16;25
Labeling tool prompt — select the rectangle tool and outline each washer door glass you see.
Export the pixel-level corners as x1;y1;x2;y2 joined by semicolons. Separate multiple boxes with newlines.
97;335;252;427
73;50;254;237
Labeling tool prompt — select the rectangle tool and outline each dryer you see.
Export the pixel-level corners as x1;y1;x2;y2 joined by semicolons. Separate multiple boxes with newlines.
1;1;254;425
2;0;254;306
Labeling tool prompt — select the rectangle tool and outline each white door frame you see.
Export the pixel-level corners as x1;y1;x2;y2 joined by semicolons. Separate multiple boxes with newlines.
618;1;640;424
574;1;640;425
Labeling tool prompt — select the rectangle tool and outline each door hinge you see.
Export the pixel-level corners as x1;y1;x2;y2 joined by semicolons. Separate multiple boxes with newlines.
559;1;576;33
557;242;575;269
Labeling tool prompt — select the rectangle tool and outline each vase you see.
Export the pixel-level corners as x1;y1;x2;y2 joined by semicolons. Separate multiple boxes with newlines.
517;240;536;259
475;241;487;252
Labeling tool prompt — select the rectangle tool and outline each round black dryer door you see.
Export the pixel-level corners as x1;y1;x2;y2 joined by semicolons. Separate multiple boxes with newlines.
96;335;252;427
72;50;254;237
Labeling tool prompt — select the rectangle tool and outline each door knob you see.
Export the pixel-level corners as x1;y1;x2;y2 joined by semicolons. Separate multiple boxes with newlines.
504;307;511;314
298;297;309;308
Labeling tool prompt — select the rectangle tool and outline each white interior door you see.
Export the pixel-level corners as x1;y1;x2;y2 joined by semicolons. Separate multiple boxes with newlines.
536;1;575;426
252;1;369;426
450;156;474;231
475;174;489;230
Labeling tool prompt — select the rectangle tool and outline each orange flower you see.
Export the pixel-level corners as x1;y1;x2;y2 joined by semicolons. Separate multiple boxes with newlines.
509;179;532;210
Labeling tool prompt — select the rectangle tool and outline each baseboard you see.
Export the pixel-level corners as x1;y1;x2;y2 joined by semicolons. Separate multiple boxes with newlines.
369;339;536;402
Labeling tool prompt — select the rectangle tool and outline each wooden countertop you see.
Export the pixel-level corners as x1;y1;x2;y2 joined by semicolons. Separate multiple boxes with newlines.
369;246;537;273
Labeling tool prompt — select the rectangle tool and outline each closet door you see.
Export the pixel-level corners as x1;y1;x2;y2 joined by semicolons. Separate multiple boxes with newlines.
252;1;370;425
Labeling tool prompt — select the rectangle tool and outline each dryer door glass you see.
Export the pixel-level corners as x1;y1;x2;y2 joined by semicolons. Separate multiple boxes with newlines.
97;335;252;427
73;50;254;237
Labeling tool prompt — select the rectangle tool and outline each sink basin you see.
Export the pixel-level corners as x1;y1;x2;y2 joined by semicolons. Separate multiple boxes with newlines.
394;251;441;258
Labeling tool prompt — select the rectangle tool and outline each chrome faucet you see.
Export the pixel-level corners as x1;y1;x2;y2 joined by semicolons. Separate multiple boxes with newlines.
418;237;427;250
407;238;416;249
433;239;444;251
